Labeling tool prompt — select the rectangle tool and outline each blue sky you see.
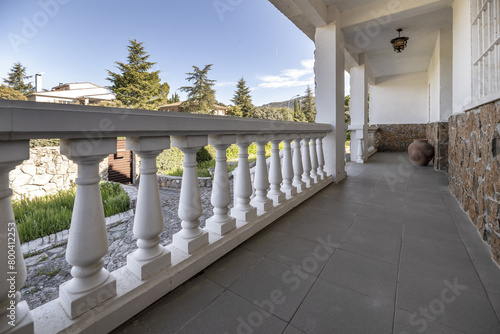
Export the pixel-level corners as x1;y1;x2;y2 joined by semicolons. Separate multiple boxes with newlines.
0;0;349;106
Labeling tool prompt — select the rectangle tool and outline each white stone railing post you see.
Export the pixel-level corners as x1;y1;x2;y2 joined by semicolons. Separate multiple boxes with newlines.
268;137;286;205
281;136;297;198
59;138;117;319
301;137;312;188
250;137;273;213
206;135;237;235
126;137;171;280
292;137;305;192
0;141;34;333
356;137;365;164
231;136;257;222
172;136;209;254
316;135;327;179
309;134;319;183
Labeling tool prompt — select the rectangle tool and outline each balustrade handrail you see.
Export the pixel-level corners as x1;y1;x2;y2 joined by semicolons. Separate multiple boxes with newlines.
0;101;332;140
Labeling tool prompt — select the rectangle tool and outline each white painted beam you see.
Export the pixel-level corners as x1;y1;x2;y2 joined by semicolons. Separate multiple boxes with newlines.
292;0;328;27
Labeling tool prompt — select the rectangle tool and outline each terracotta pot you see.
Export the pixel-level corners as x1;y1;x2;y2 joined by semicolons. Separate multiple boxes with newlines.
408;139;435;166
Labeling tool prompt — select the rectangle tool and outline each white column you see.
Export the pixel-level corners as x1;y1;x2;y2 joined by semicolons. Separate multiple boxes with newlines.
268;137;286;205
59;138;117;319
206;135;237;235
0;141;34;333
281;136;297;197
126;137;171;280
292;137;305;192
349;64;369;163
250;137;273;213
316;135;327;180
301;137;312;188
315;22;346;181
309;134;319;183
230;135;257;222
172;136;209;254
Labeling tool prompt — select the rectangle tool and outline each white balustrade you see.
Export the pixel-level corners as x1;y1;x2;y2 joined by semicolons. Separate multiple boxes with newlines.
172;136;209;254
59;138;117;319
309;135;319;183
281;136;297;197
0;141;34;333
126;137;171;280
231;135;257;222
268;137;286;205
292;137;306;192
206;135;237;235
356;137;365;163
301;137;312;188
250;137;273;213
316;136;327;179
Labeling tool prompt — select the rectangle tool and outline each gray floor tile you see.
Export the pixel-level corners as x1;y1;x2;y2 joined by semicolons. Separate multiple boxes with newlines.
489;291;500;321
241;226;288;255
282;325;306;334
393;308;465;334
340;228;401;265
359;203;405;223
365;192;406;209
177;290;287;334
406;191;447;207
229;257;316;322
349;215;403;240
403;211;461;238
406;201;453;219
319;199;364;215
112;319;152;334
136;276;224;334
290;278;394;334
204;247;263;287
293;205;357;229
397;268;500;333
320;249;397;303
266;235;332;276
289;217;348;247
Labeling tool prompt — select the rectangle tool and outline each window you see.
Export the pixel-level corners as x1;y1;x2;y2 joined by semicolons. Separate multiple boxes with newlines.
471;0;500;100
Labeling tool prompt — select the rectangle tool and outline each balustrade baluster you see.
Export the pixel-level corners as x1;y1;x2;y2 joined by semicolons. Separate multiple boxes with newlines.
268;137;286;205
292;137;305;192
0;141;34;333
59;138;117;319
281;137;297;197
250;137;273;213
309;135;319;183
126;137;171;280
206;135;237;235
301;137;312;188
171;136;209;254
316;135;327;180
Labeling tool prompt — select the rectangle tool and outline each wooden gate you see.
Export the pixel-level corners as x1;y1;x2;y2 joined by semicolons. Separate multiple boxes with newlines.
108;139;133;184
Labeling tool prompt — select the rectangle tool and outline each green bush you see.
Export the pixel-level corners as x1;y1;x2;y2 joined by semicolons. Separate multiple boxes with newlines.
157;147;184;174
226;144;239;161
30;139;60;148
196;146;214;163
13;182;130;244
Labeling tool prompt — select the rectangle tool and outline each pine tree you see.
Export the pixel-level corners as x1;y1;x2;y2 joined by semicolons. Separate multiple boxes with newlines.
302;85;316;123
231;78;254;118
107;39;170;110
3;62;34;95
180;64;217;114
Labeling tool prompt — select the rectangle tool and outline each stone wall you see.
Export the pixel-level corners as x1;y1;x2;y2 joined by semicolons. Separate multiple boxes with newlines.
448;99;500;264
9;147;109;199
426;122;449;171
374;124;427;152
157;174;212;189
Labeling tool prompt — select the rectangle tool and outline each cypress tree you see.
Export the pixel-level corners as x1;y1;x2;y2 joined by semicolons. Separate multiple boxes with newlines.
3;62;34;95
302;85;316;123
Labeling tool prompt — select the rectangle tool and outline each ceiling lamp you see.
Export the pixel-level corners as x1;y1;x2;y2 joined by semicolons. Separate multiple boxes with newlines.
390;28;409;53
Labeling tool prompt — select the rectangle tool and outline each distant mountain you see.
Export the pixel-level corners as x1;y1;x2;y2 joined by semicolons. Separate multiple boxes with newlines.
260;96;306;109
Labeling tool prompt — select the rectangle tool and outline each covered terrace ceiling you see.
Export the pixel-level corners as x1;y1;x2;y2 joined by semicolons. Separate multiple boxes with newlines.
268;0;453;82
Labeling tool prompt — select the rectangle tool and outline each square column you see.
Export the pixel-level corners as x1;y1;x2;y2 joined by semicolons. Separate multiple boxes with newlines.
349;64;369;163
315;22;346;181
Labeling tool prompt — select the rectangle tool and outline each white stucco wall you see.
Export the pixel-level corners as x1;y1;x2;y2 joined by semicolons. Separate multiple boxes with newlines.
428;33;441;122
370;71;428;124
452;0;472;113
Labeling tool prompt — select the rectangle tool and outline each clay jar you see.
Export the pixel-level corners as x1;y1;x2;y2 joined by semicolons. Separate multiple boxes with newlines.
408;139;435;166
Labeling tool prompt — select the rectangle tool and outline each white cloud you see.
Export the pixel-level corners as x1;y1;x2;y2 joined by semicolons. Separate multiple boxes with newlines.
258;59;315;89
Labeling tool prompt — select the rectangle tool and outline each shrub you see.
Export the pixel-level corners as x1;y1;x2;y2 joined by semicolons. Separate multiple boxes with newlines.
196;146;215;163
157;147;184;174
13;182;130;244
30;139;60;147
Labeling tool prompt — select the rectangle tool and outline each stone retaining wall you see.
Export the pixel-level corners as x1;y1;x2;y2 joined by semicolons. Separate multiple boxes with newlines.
374;124;427;152
157;174;212;189
9;147;109;199
427;121;449;171
448;99;500;264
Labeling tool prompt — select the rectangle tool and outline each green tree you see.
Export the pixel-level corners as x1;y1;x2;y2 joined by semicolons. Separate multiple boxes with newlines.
180;64;217;114
0;85;27;100
91;100;125;108
302;86;316;123
107;39;170;110
168;92;180;103
344;95;351;124
227;105;243;117
3;62;34;95
231;78;254;118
